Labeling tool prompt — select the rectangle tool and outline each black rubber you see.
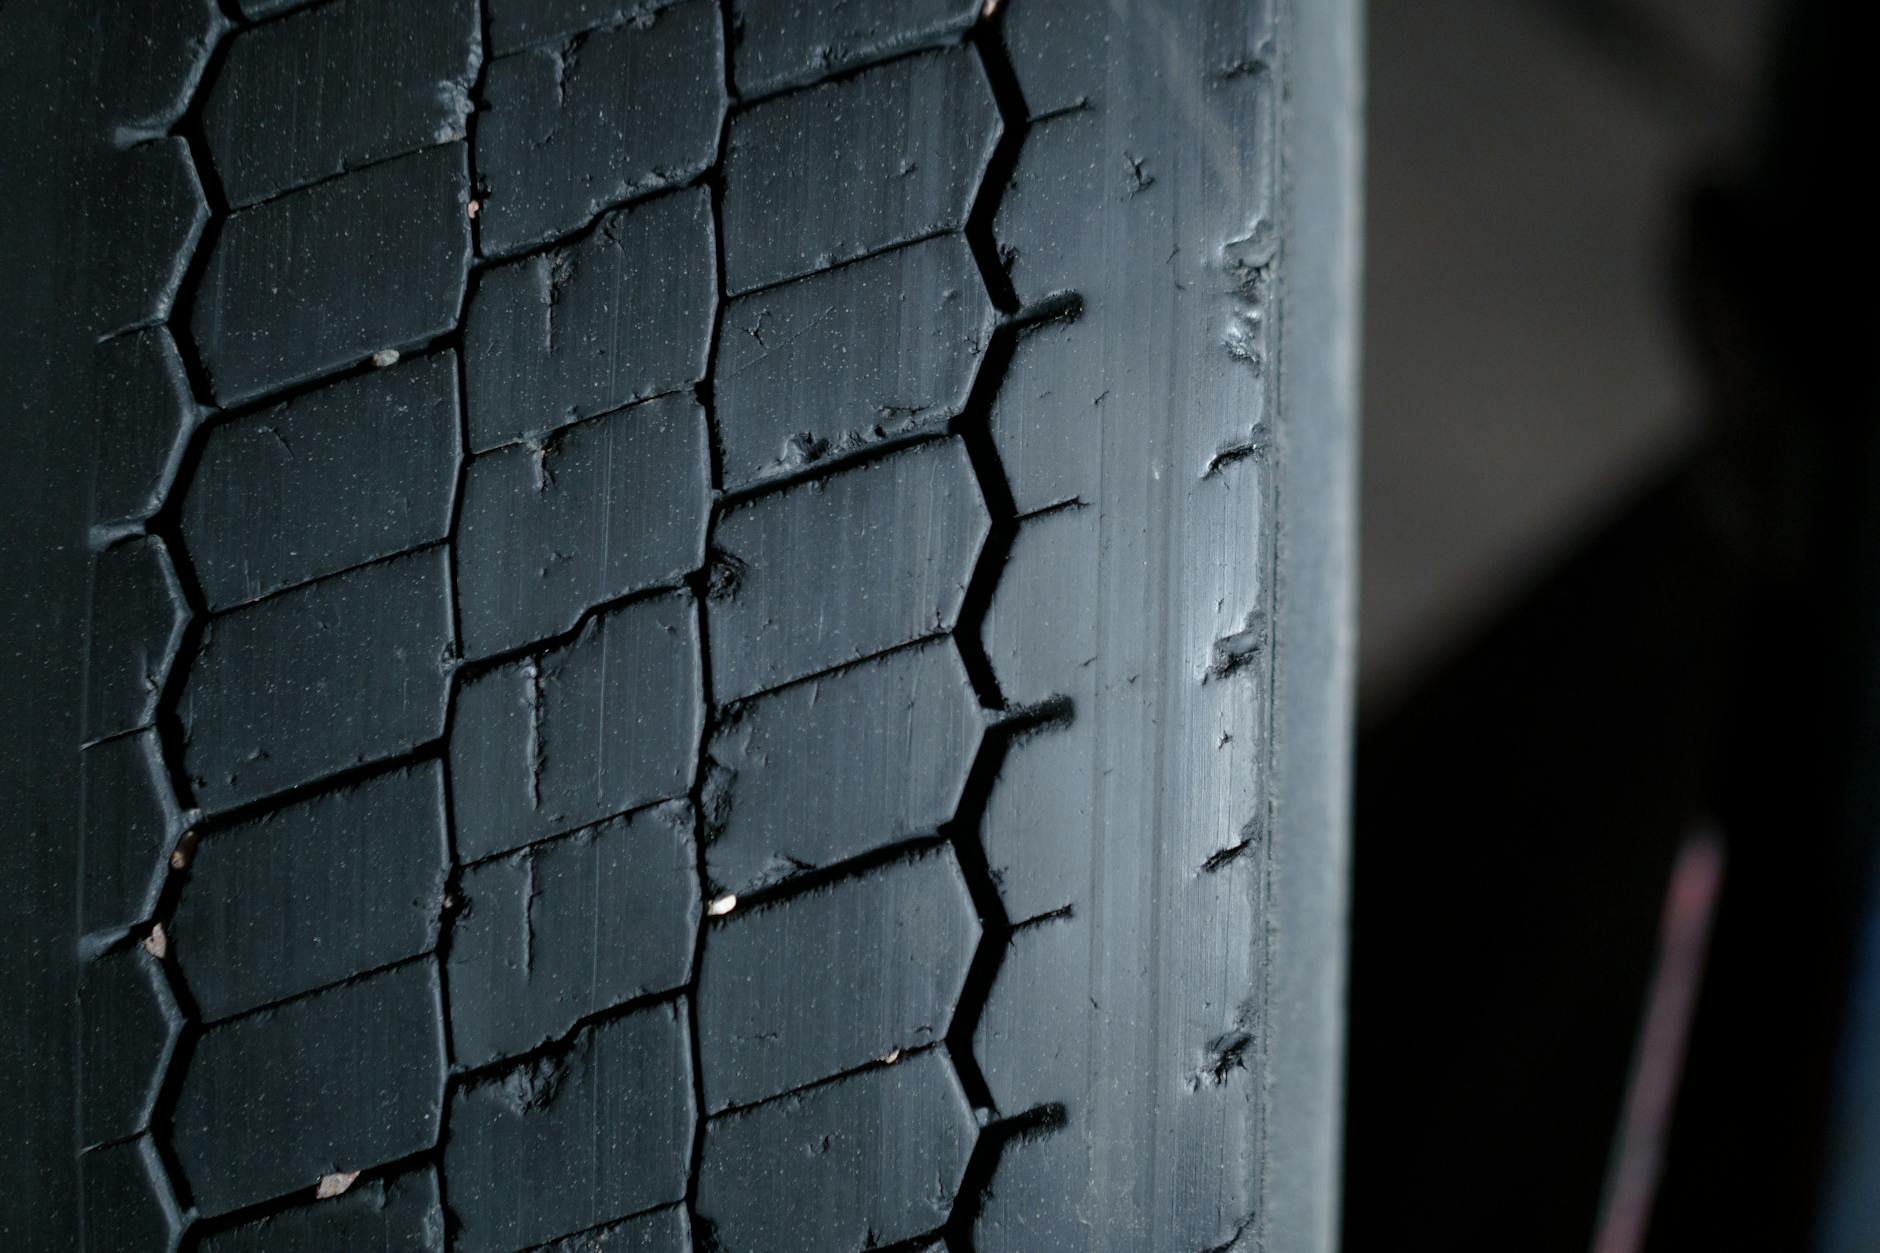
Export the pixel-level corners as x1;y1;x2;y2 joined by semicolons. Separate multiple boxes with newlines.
1;0;1358;1249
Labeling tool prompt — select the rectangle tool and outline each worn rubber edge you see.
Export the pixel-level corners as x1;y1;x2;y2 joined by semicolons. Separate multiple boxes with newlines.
1263;0;1360;1249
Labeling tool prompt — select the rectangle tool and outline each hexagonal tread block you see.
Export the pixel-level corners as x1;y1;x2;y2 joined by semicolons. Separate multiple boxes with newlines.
456;392;710;661
80;728;184;940
970;1113;1090;1253
1000;0;1110;119
450;592;702;862
987;311;1108;516
78;947;182;1148
92;0;225;136
85;536;189;744
974;1103;1258;1253
696;1047;976;1252
981;503;1100;709
704;638;983;895
713;235;995;488
172;960;447;1216
696;845;978;1110
465;188;714;453
191;144;472;405
721;47;999;293
444;1003;695;1253
172;763;450;1020
991;106;1107;310
707;437;989;701
448;801;699;1069
203;0;480;208
476;0;726;255
177;547;455;812
973;911;1092;1117
980;718;1092;925
90;327;198;528
93;138;208;337
181;352;462;610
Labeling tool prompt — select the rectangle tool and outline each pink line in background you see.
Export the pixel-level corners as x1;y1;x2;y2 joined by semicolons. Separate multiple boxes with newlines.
1592;825;1727;1253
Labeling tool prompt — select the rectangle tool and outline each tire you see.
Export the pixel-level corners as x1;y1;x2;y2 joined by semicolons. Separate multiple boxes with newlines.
3;0;1358;1248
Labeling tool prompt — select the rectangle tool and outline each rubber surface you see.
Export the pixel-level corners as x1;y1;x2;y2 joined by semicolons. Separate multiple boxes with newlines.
3;0;1358;1248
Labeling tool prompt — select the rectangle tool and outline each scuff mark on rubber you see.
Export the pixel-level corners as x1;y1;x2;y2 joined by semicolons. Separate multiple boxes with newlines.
1204;613;1267;683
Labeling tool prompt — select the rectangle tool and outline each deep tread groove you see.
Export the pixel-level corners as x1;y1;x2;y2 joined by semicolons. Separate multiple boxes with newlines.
683;3;736;1244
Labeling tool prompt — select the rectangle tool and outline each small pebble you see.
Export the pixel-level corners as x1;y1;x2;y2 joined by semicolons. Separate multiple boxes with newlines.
316;1169;360;1199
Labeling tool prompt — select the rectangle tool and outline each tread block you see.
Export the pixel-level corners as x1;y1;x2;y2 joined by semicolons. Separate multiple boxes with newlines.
444;1004;695;1253
704;639;983;895
696;845;978;1110
80;1137;184;1253
1001;0;1109;119
80;728;183;939
172;960;447;1216
713;236;996;487
696;1048;976;1252
178;547;455;812
78;948;182;1148
988;312;1106;515
974;1103;1256;1253
198;1169;445;1253
181;353;462;610
982;504;1099;708
451;593;701;862
981;719;1091;924
92;0;224;135
721;48;999;293
203;0;482;208
973;912;1091;1116
488;0;688;55
477;0;726;255
708;438;988;700
172;764;450;1020
538;1204;690;1250
90;325;197;528
190;144;472;405
728;0;977;97
93;138;208;336
456;393;710;661
466;189;715;453
85;536;188;744
970;1115;1090;1253
992;107;1107;309
448;802;699;1069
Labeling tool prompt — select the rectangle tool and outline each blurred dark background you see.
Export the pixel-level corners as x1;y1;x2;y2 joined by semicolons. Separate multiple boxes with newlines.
1346;1;1880;1249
